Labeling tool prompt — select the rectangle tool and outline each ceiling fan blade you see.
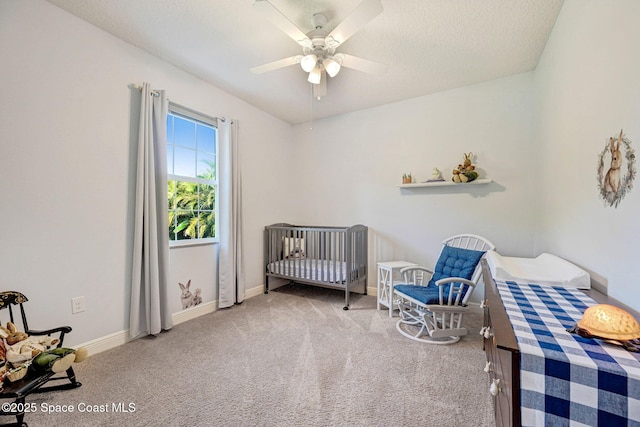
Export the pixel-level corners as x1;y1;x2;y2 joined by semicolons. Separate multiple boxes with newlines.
250;55;303;74
338;54;386;74
253;0;312;48
325;0;383;47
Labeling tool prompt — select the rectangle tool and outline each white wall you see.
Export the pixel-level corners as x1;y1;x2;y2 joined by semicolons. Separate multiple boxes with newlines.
2;0;639;349
291;73;538;301
0;1;293;346
534;0;640;312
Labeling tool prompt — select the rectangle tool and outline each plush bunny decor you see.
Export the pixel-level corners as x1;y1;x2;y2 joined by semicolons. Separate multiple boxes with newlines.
452;152;479;183
0;322;88;382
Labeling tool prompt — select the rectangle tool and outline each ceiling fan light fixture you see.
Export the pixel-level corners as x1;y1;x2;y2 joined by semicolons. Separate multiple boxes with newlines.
300;54;318;72
324;58;341;77
308;66;322;84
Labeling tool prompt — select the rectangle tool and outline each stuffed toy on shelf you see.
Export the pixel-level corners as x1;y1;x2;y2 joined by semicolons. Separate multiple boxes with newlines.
452;152;479;183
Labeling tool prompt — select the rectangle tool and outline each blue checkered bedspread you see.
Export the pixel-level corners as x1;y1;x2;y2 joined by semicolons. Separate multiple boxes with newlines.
496;280;640;427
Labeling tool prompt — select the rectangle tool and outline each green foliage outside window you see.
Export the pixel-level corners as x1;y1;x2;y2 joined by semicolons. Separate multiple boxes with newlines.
168;160;216;240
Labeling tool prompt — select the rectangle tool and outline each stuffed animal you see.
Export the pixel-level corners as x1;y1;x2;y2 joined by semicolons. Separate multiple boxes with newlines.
0;322;88;382
1;323;59;366
31;346;88;374
452;152;479;183
2;322;28;346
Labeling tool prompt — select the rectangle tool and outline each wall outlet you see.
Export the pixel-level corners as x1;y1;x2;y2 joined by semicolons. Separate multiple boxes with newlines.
71;296;86;314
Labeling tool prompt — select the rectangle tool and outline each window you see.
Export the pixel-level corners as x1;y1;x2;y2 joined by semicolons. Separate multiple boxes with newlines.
167;105;218;245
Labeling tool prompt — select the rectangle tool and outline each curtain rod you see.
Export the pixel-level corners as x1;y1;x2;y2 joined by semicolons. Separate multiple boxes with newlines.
131;84;225;122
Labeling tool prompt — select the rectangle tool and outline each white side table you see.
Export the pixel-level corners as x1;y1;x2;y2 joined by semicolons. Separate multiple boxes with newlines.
377;261;417;317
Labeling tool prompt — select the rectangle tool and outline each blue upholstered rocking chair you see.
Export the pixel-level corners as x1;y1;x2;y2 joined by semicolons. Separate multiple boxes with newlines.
394;234;495;344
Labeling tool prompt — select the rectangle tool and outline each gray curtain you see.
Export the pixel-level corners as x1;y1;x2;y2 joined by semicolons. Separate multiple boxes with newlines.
130;82;173;338
218;118;245;308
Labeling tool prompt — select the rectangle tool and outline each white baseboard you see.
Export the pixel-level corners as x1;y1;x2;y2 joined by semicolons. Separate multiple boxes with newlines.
172;300;217;324
77;301;216;356
77;285;267;357
244;284;264;299
76;329;133;357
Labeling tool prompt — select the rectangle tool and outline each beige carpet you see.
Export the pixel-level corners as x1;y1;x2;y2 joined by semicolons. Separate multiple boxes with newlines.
17;284;495;427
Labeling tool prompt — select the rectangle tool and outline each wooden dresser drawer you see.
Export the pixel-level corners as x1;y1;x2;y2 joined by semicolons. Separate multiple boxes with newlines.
482;259;521;427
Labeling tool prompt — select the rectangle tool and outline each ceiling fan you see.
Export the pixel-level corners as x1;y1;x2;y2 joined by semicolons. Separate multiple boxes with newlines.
250;0;386;99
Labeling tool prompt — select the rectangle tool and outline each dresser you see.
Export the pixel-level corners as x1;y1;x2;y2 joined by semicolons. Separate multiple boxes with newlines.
480;259;640;427
481;259;521;427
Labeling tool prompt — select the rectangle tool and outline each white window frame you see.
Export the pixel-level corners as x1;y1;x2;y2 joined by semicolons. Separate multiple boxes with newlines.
167;103;219;247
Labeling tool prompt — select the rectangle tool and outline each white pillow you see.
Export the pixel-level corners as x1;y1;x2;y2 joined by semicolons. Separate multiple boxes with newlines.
283;237;305;259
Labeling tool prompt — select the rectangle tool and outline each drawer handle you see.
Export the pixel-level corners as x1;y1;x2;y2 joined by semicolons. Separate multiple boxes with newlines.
483;361;492;373
480;326;492;339
490;378;501;396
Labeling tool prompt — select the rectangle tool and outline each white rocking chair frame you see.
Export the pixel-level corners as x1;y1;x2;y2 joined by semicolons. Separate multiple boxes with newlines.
394;234;496;344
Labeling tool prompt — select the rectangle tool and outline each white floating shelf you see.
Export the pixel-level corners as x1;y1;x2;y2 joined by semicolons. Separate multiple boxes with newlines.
397;178;492;188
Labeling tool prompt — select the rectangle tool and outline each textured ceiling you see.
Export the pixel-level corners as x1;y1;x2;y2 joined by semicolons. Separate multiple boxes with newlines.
46;0;564;124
